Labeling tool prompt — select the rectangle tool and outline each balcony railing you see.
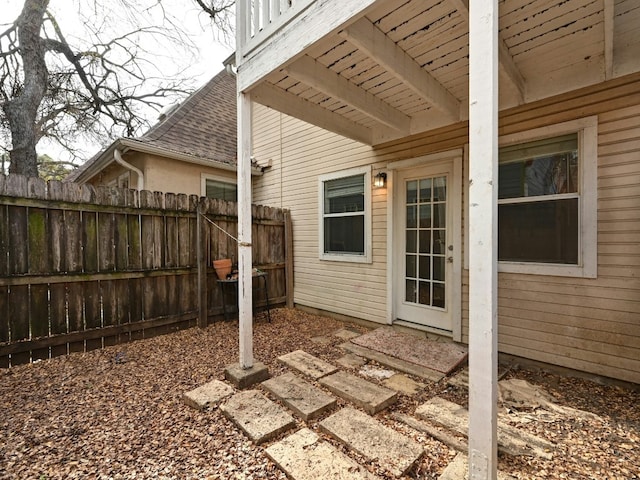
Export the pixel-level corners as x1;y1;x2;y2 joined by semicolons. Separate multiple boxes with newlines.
237;0;315;61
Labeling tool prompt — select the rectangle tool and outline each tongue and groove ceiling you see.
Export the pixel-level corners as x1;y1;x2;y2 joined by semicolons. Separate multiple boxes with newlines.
249;0;640;145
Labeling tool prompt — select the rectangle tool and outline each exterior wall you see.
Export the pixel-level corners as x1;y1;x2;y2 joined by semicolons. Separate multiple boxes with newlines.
86;153;237;196
252;72;640;384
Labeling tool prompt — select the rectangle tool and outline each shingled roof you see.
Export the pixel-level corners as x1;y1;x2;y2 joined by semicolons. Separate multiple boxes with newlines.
67;69;239;183
139;69;237;165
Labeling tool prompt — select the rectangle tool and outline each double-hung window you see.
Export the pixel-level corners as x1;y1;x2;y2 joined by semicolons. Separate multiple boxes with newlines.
319;166;371;263
201;174;237;201
497;117;597;278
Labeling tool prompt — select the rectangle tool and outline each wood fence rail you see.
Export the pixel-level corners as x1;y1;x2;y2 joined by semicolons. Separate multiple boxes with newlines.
0;174;292;367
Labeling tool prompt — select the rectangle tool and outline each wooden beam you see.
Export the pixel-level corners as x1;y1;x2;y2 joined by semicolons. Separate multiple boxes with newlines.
237;90;254;369
447;0;525;102
340;17;461;121
468;0;499;479
604;0;615;80
250;82;373;145
237;0;379;91
285;55;411;133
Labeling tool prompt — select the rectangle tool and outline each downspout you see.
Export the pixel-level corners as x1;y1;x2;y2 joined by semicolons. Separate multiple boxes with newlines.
114;148;144;191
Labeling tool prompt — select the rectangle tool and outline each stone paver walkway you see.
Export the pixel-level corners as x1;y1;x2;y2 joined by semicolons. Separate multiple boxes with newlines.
262;372;336;421
278;349;338;379
320;407;423;478
319;370;397;414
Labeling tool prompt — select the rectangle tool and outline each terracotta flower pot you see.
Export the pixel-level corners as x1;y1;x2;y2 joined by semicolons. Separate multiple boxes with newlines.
213;258;232;279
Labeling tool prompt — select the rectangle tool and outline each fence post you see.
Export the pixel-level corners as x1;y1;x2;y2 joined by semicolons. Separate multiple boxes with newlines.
284;210;294;308
197;199;207;328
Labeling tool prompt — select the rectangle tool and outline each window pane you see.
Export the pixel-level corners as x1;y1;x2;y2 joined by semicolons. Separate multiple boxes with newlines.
433;204;446;228
418;255;430;280
433;283;445;308
433;230;445;254
433;176;446;201
419;179;431;203
407;180;418;204
406;206;417;228
419;204;431;228
406;279;417;303
406;254;417;278
498;198;579;264
406;230;417;254
206;179;237;201
499;134;578;199
433;256;445;281
324;215;365;254
325;175;365;214
419;230;431;254
418;281;431;305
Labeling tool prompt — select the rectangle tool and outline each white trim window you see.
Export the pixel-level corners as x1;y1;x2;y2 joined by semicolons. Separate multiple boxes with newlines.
201;173;237;201
497;117;597;278
319;166;372;263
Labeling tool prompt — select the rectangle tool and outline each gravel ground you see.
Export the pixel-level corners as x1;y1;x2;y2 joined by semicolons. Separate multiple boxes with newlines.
0;308;638;479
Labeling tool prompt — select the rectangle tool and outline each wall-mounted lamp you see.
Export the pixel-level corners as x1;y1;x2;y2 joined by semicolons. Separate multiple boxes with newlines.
373;172;387;188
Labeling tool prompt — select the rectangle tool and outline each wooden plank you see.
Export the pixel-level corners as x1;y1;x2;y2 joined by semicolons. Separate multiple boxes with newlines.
0;204;7;276
84;281;102;351
49;283;67;358
165;194;178;268
0;285;9;367
9;285;30;365
8;205;28;274
197;200;207;328
30;284;49;361
83;211;98;272
98;211;115;271
102;279;117;347
129;277;144;341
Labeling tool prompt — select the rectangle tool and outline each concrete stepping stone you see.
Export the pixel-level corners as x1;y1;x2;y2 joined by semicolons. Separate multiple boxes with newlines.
182;379;233;411
220;390;295;444
262;372;337;421
320;407;423;478
341;342;444;382
337;353;367;369
439;453;516;480
278;350;338;379
415;397;554;459
319;371;397;414
333;328;361;340
383;374;425;396
265;428;381;480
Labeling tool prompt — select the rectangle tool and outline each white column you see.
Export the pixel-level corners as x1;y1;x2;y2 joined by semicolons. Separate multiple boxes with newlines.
468;1;499;479
237;89;254;369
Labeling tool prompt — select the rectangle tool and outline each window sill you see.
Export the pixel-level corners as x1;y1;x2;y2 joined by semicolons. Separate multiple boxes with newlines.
498;261;596;279
320;253;372;264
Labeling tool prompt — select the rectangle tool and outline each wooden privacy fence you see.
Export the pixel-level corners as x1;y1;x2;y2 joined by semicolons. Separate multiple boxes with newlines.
0;174;292;367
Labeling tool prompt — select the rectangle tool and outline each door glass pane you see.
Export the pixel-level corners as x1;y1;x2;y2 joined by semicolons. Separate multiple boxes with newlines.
406;255;417;278
419;205;431;228
418;281;431;305
433;256;445;281
406;230;417;253
419;230;431;254
405;279;417;303
406;206;417;228
404;175;447;309
433;230;445;254
418;256;430;280
407;180;418;203
433;283;445;308
419;179;432;202
433;176;446;201
433;204;446;228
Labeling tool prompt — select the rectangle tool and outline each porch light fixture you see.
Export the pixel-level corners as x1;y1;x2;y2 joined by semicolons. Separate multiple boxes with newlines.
373;172;387;188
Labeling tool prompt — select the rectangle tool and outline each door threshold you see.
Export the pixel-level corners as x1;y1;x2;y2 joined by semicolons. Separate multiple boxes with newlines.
392;319;453;339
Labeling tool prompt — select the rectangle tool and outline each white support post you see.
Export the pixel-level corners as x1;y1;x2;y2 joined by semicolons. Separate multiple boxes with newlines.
237;89;254;369
468;1;498;479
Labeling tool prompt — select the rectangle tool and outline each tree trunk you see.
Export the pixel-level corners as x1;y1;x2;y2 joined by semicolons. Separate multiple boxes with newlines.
3;0;49;177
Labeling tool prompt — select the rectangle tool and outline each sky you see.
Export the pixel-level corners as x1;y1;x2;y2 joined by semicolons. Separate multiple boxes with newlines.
1;0;235;164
